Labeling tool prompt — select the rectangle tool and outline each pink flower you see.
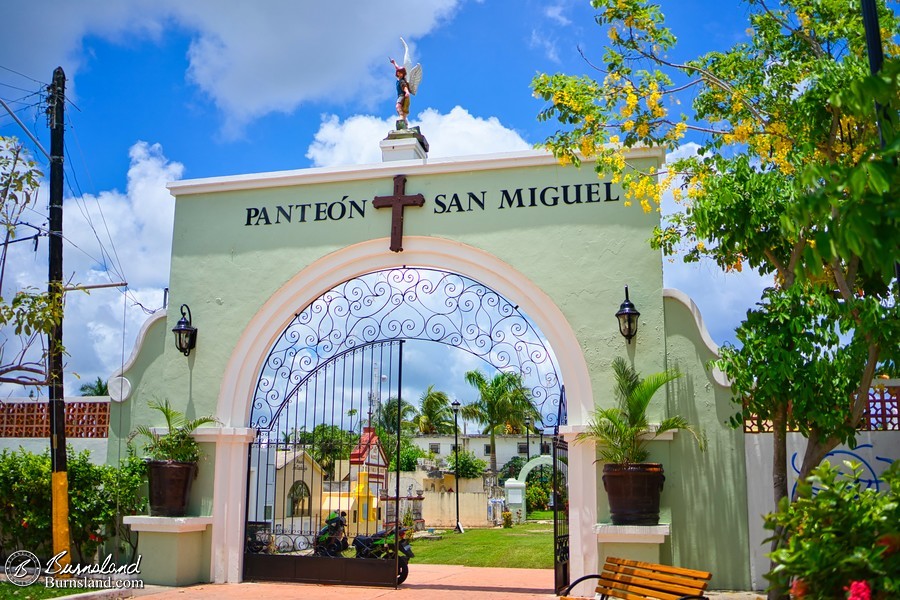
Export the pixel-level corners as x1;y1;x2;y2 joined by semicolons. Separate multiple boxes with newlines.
845;580;870;600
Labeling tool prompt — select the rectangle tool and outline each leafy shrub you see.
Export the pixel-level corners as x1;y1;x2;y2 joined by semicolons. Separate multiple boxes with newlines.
525;482;550;512
501;511;513;528
765;461;899;599
446;450;487;479
390;444;428;472
0;446;146;564
0;447;52;558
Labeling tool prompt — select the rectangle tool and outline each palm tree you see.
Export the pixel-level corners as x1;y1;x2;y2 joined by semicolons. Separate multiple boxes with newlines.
413;385;454;434
79;376;108;396
461;370;539;475
376;396;418;435
576;357;703;464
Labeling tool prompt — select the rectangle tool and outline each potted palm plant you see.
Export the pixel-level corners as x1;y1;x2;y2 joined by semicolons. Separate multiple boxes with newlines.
577;357;703;525
131;400;218;517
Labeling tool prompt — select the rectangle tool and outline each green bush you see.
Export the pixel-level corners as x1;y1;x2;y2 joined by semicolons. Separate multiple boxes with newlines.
0;447;52;558
525;482;550;512
390;444;428;471
0;446;146;564
446;450;487;479
765;461;899;599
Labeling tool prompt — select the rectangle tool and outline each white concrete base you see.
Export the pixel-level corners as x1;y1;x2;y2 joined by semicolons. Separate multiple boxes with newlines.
594;523;670;544
380;134;428;161
124;515;213;533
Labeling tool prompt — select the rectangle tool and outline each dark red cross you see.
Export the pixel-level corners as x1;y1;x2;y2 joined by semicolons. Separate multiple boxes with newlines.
372;174;425;253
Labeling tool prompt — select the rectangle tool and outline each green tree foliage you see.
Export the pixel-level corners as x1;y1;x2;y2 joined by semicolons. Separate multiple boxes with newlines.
78;376;109;396
765;461;900;599
461;370;539;474
308;423;359;479
499;455;528;482
525;482;551;512
0;137;61;387
376;396;418;435
390;444;428;472
500;456;554;512
413;385;454;434
532;0;900;514
446;449;487;479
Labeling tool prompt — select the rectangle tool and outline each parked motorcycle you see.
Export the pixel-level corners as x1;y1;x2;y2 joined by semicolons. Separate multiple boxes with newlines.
313;511;349;557
352;524;415;584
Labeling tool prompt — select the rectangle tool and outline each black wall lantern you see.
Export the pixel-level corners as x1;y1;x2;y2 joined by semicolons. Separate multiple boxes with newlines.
172;304;198;356
615;286;640;344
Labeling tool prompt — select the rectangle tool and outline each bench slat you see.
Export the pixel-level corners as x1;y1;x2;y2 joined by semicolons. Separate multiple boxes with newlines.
602;564;709;594
596;581;683;600
599;572;705;597
563;556;711;600
607;557;712;581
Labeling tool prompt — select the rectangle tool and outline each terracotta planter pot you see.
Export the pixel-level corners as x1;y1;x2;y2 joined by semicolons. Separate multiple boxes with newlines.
602;463;665;525
147;460;197;517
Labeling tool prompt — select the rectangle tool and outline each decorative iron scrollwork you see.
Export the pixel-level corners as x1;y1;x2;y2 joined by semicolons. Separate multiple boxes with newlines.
252;267;562;430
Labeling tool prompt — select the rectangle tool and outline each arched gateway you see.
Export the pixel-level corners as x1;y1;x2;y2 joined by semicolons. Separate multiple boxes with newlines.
113;149;753;592
242;266;567;586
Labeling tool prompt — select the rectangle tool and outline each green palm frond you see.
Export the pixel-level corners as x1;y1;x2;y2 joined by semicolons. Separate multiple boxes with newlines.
130;399;219;463
577;359;702;465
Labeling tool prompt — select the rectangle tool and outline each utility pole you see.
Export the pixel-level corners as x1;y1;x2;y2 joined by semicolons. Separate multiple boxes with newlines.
47;66;71;569
860;0;900;296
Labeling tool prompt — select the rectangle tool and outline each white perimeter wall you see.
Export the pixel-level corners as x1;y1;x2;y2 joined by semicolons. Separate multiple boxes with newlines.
744;430;899;590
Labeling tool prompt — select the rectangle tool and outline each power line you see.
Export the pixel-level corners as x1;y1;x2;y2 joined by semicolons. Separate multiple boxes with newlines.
0;96;49;159
0;64;45;85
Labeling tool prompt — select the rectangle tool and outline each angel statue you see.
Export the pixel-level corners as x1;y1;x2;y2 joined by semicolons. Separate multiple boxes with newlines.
389;37;423;130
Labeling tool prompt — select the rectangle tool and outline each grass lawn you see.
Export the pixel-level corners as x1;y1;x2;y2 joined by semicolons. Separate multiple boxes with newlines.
410;523;553;569
526;510;554;521
0;581;83;600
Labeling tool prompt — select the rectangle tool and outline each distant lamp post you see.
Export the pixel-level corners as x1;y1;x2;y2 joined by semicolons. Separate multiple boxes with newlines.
171;304;197;356
539;429;546;483
524;416;531;462
615;286;640;344
451;399;462;533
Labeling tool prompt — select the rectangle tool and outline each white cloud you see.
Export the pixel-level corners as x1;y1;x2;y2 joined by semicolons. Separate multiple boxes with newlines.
0;1;462;137
529;30;560;63
1;142;181;396
306;106;531;167
544;5;572;26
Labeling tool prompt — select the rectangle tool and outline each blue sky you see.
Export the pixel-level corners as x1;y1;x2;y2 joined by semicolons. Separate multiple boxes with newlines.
0;0;769;402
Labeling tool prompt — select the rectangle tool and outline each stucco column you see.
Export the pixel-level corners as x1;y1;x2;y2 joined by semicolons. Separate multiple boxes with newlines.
197;427;256;583
562;431;597;588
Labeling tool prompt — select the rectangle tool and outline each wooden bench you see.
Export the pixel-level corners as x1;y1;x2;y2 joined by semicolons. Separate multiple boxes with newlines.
561;556;712;600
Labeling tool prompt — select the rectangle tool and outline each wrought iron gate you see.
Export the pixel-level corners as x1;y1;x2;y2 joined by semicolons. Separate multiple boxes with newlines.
242;267;569;591
552;386;569;594
243;340;409;587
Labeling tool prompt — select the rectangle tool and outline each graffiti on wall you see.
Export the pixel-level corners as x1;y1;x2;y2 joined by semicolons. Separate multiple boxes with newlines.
790;443;895;496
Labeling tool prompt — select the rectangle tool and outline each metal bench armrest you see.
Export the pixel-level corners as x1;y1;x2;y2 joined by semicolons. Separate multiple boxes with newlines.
562;573;603;596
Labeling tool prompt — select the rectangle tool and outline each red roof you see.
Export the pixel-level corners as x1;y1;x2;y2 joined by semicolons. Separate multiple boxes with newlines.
350;426;387;467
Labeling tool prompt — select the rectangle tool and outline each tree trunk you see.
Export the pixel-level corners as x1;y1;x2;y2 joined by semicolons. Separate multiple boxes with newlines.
767;403;789;600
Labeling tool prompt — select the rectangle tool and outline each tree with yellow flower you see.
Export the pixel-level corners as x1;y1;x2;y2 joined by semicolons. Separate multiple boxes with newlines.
533;3;899;598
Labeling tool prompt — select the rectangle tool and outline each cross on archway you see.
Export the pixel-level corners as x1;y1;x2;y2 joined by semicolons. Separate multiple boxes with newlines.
373;174;425;252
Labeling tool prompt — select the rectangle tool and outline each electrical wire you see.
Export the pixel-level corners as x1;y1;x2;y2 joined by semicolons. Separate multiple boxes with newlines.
61;116;162;316
0;64;46;85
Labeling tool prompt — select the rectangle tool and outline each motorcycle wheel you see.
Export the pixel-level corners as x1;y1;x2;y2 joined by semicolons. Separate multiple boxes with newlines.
396;558;409;585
